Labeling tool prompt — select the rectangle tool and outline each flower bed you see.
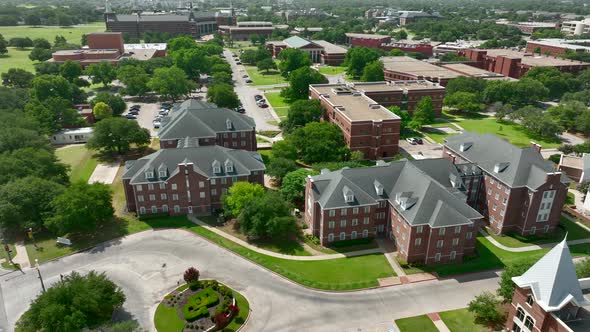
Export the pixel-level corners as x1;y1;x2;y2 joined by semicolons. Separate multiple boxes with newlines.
155;280;244;332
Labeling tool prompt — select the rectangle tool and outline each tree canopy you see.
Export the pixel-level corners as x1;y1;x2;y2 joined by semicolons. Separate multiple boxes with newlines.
290;122;350;164
90;92;127;116
281;99;325;132
85;61;117;87
360;60;385;82
281;66;328;101
278;48;312;78
281;169;319;204
87;117;150;154
222;182;265;217
207;83;240;109
148;66;193;102
238;191;298;239
344;47;382;78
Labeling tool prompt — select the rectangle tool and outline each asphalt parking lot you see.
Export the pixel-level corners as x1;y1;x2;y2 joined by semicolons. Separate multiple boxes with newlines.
123;102;161;137
399;139;443;160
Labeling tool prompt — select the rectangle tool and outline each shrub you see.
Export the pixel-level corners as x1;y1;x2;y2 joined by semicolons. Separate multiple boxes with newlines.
181;287;219;321
397;259;409;268
329;238;373;248
184;267;200;284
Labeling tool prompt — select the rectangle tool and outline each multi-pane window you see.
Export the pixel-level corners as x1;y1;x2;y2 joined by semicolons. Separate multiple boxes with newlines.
328;233;334;242
437;240;444;248
159;183;166;190
452;238;459;246
351;231;357;239
138;195;144;202
364;206;370;213
415;238;422;246
363;229;369;238
341;209;347;216
200;192;205;198
340;220;347;227
352;219;358;226
363;217;370;224
340;232;346;241
516;308;525;322
171;183;177;190
174;205;180;213
199;181;205;188
328;221;335;229
161;193;167;200
136;185;142;191
439;228;445;236
526;295;534;306
466;232;473;240
329;210;335;217
454;226;461;234
149;194;156;201
417;226;423;234
524;317;534;330
450;251;456;260
210;179;216;185
172;194;178;201
353;207;358;214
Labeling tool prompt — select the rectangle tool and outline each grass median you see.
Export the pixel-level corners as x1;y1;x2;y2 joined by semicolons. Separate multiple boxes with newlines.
395;315;438;332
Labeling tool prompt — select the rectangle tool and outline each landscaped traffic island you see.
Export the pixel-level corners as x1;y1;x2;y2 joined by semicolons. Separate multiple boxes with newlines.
154;272;249;332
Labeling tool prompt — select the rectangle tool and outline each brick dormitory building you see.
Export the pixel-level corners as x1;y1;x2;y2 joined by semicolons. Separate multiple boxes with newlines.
309;81;445;160
304;132;570;265
122;100;264;217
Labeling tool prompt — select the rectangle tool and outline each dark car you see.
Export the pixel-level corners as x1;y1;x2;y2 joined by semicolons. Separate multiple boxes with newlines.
245;79;253;83
259;103;269;108
254;95;263;101
236;61;242;65
128;109;139;115
130;104;141;110
415;138;424;144
236;107;246;113
123;113;137;119
161;103;172;109
242;74;249;78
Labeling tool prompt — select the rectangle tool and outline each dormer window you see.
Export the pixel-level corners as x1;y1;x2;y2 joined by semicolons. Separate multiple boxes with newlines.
449;174;461;189
374;180;384;195
460;142;473;152
212;160;221;174
159;171;167;178
226;118;233;130
224;159;234;173
395;192;418;211
494;162;510;173
343;186;354;203
145;171;154;179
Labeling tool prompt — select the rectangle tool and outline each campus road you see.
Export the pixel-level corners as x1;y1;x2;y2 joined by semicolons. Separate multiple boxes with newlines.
1;229;500;332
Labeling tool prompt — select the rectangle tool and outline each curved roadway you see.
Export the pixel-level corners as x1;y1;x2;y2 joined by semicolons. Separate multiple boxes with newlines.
1;229;500;332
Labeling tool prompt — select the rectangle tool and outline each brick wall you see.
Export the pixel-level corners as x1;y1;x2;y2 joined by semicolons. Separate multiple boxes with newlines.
506;287;572;332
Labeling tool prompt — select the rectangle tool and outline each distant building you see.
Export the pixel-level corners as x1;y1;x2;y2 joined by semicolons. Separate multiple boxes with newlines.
496;19;558;34
344;33;434;56
506;238;590;332
49;32;166;68
526;38;590;56
266;36;348;65
304;158;483;265
561;18;590;36
559;154;590;184
122;145;265;216
218;22;288;41
158;99;257;152
381;40;434;57
458;48;590;79
345;33;391;49
399;11;441;26
51;127;93;145
443;131;570;236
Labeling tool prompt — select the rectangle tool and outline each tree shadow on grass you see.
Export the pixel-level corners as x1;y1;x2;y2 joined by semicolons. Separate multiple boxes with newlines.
93;146;158;164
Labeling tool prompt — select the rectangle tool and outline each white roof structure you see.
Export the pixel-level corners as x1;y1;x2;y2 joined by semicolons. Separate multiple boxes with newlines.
513;238;590;312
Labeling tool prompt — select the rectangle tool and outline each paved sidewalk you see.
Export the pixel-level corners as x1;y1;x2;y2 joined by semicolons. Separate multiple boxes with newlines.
88;162;120;184
12;241;30;269
427;312;450;332
188;215;384;260
376;239;406;276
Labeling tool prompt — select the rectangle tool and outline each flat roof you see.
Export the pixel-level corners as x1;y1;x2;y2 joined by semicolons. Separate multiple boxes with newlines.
560;155;583;169
441;63;506;78
311;84;400;122
344;80;444;92
381;56;462;79
481;49;590;67
528;38;590;52
345;33;391;40
124;43;167;51
57;127;93;135
53;49;120;56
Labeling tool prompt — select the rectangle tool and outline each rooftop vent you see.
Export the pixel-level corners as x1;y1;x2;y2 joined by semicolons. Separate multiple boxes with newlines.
374;180;384;196
370;104;382;109
320;168;330;174
494;162;510;173
460;142;473;152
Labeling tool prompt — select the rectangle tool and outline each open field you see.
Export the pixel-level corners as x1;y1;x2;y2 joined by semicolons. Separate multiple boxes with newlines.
55;145;99;183
317;66;347;75
244;66;288;86
0;23;104;74
395;315;438;332
440;308;490;332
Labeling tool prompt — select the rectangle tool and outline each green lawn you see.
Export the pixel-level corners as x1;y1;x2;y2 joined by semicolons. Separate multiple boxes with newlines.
223;289;250;332
487;216;589;248
317;66;347;75
422;117;563;148
1;243;17;270
264;92;290;108
439;308;489;332
0;23;105;75
244;66;288;86
395;315;438;332
55;145;99;183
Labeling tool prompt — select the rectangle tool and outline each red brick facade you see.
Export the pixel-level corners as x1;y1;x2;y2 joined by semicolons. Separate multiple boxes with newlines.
506;287;575;332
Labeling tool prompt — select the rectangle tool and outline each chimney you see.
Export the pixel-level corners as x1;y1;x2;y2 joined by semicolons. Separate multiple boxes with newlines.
530;141;542;153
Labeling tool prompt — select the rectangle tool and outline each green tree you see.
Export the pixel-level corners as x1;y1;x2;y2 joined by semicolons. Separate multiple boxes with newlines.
90;92;127;116
576;258;590;278
281;67;328;101
446;77;487;96
281;169;318;204
444;92;485;113
171;47;208;79
15;271;125;332
290;122;349;164
548;101;586;132
207;83;240;109
32;38;51;49
575;109;590;136
148;66;193;102
85;61;117;87
266;157;297;184
28;47;53;61
409;96;435;130
45;182;114;235
93;102;113;120
1;68;34;88
9;37;33;49
498;260;535;303
281;99;325;132
238;191;297;239
222;182;265;217
116;65;150;97
439;52;469;62
0;176;64;231
211;71;233;86
467;292;504;326
278;48;312;78
0;34;7;55
87;117;150;154
271;140;298;160
0;147;69;185
60;60;82;82
167;36;197;52
257;57;277;73
388;106;410;131
360;60;384;82
53;35;67;47
388;48;405;56
344;47;382;78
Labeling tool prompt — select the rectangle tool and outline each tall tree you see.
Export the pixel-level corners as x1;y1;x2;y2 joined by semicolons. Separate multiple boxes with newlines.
45;182;114;235
93;102;113;120
278;48;312;78
344;47;382;78
222;182;266;218
290;122;349;164
280;169;319;204
409;96;436;130
444;92;485;113
148;66;193;102
15;271;125;332
281;67;328;101
90;92;127;116
85;61;117;87
0;33;7;54
360;60;384;82
1;68;34;88
0;147;69;185
207;83;240;109
87;117;150;154
32;38;51;49
28;47;53;61
238;191;298;239
171;47;208;79
266;158;297;184
117;65;150;96
388;106;410;131
257;58;277;73
281;99;324;132
60;60;82;82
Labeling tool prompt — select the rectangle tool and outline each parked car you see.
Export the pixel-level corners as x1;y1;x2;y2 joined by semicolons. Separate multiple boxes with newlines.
130;104;141;110
256;98;266;105
153;120;161;128
128;109;139;115
242;74;249;78
236;61;242;65
236;107;246;113
259;103;269;108
254;95;263;101
245;79;253;83
159;109;169;116
123;113;137;119
161;103;172;109
406;137;417;145
415;138;424;145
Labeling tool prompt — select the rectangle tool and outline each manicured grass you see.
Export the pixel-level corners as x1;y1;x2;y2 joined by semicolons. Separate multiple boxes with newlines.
264;92;290;108
439;308;489;332
244;66;288;86
274;107;289;120
223;289;250;332
487;216;590;248
154;300;185;332
0;23;105;74
566;192;576;205
317;66;347;75
395;315;438;332
55;145;99;183
303;237;379;254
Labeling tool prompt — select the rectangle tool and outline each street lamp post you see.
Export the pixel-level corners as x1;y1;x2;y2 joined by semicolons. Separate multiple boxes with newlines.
34;259;46;293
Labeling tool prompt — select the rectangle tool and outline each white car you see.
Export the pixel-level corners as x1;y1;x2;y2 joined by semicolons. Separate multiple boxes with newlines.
153;120;161;128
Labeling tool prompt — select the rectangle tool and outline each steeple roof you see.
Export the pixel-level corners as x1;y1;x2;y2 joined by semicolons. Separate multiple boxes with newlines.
512;238;590;312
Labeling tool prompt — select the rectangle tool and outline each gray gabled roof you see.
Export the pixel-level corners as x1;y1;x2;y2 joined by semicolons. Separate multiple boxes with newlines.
513;238;590;312
283;36;322;49
158;99;255;140
122;145;265;184
444;131;570;189
309;159;482;228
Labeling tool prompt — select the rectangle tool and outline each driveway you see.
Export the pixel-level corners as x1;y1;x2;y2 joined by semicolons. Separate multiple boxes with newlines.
399;140;443;160
88;162;120;184
0;229;499;332
225;49;280;131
